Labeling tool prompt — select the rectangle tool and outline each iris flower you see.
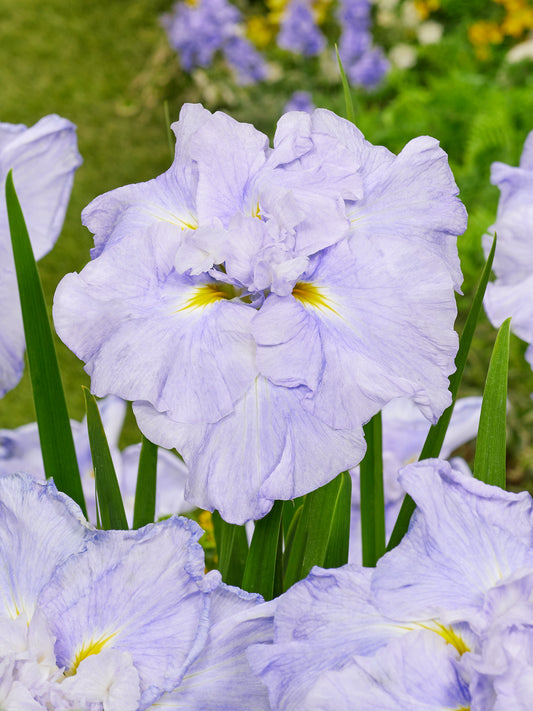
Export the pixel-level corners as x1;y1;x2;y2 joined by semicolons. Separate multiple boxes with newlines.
0;473;273;710
249;459;533;709
0;115;81;397
54;104;466;524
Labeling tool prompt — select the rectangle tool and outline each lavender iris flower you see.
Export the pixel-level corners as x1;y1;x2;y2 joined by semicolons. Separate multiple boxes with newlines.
0;473;273;710
483;130;533;370
277;0;326;56
249;460;533;709
54;104;466;524
0;115;81;397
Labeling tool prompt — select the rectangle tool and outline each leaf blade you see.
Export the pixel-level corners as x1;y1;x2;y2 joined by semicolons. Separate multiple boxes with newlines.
360;412;385;567
474;317;511;488
83;387;128;530
335;45;356;124
132;436;158;529
242;501;283;600
5;171;86;516
283;471;352;591
212;511;249;588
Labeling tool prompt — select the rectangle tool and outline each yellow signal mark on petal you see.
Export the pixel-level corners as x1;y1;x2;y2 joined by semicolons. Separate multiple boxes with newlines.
292;281;339;317
433;622;471;655
176;283;234;312
67;631;119;676
178;217;198;231
415;621;471;656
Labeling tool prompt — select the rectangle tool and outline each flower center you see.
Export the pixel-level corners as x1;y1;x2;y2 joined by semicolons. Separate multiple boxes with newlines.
292;281;339;315
416;621;471;656
177;282;238;311
66;631;118;676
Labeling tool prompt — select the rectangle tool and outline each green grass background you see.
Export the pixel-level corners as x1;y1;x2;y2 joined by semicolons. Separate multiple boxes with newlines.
2;0;533;484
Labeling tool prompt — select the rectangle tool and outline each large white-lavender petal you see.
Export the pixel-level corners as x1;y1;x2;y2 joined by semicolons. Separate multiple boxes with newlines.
151;585;274;710
0;474;92;621
482;132;533;284
304;631;470;711
0;114;82;260
0;115;81;396
53;229;257;424
0;264;25;397
133;377;365;524
372;459;533;623
83;103;211;258
247;565;409;711
189;109;269;224
484;276;533;366
38;517;220;709
59;649;141;711
306;109;466;289
253;236;458;431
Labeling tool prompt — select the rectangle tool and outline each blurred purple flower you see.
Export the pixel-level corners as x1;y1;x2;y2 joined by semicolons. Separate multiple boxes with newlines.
223;35;268;85
283;90;315;114
161;0;240;71
278;0;326;56
162;0;267;85
0;115;81;397
345;46;389;88
337;0;389;88
483;130;533;370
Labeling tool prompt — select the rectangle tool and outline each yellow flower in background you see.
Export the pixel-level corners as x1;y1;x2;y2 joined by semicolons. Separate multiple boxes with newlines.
313;0;333;24
266;0;288;25
414;0;440;21
247;16;275;48
468;20;504;47
501;2;533;36
468;0;533;58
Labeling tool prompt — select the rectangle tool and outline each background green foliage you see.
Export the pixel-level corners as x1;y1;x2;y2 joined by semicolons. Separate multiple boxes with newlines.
2;0;533;487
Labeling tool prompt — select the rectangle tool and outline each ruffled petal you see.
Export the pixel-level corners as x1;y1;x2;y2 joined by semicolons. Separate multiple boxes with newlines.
0;474;92;620
305;631;470;711
189;110;269;224
0;265;25;397
153;586;273;710
308;109;466;289
253;236;458;430
0;114;82;260
38;517;220;709
248;565;404;711
372;460;533;622
133;377;365;524
84;104;211;258
53;229;257;424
